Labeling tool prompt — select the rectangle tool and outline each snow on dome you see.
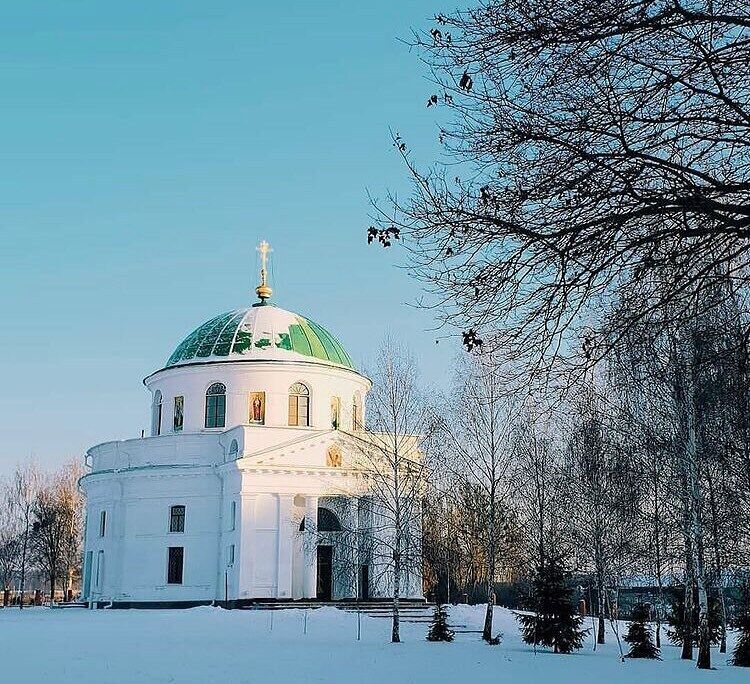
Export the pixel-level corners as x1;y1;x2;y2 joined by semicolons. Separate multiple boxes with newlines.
165;305;356;370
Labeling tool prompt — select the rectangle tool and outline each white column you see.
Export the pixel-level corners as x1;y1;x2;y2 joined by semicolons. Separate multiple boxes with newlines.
276;495;294;599
303;496;318;598
238;494;257;600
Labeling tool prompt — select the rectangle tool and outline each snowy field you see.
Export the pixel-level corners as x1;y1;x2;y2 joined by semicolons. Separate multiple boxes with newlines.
0;604;744;684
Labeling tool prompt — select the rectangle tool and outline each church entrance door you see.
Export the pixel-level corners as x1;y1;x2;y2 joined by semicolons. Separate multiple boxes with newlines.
358;564;369;600
316;546;333;601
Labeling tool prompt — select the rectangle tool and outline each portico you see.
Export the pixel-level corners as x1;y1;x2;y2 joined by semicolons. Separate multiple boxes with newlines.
230;453;367;602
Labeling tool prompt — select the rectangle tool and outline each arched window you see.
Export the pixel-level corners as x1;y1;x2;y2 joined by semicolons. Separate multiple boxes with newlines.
352;392;362;430
299;507;342;532
288;382;310;427
228;439;239;459
205;383;226;428
152;390;163;436
317;507;342;532
331;396;341;429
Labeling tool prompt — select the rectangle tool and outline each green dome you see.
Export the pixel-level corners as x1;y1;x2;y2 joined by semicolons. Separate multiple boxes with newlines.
166;305;355;370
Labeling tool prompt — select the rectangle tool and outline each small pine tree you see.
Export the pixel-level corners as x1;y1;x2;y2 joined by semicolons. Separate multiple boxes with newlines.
426;603;455;642
624;603;661;659
731;581;750;667
517;556;587;654
666;586;722;647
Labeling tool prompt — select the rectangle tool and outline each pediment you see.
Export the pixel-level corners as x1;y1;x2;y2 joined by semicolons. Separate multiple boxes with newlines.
241;431;361;471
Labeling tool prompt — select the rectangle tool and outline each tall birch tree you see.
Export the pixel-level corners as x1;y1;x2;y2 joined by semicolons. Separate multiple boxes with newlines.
432;352;518;642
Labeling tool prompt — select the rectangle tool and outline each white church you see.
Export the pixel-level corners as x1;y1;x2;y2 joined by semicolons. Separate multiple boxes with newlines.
79;242;423;607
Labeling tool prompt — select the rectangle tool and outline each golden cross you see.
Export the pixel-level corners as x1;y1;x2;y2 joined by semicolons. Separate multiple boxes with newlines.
255;240;273;302
257;240;272;285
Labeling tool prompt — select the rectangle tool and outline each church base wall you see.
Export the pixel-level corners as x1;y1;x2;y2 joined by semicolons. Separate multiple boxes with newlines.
80;436;425;607
97;596;427;610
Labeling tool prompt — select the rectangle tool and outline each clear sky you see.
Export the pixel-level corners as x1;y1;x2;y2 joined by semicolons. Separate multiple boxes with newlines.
0;1;457;475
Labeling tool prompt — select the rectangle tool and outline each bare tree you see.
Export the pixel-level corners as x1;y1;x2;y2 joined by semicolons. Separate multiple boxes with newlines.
369;1;750;385
513;411;567;572
432;351;519;642
9;464;40;609
31;461;84;603
58;460;84;600
423;479;519;606
0;481;21;606
728;326;750;570
562;382;638;646
352;337;431;643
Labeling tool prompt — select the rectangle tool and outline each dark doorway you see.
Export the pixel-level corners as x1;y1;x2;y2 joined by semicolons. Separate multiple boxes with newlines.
316;546;333;601
358;565;370;600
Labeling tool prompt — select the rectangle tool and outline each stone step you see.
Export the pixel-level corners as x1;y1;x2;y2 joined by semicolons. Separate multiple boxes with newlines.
238;600;427;611
352;610;434;616
363;615;466;626
50;602;87;609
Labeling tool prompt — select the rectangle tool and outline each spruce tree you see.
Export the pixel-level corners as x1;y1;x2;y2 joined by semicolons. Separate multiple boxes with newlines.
624;603;661;659
426;603;455;642
666;586;722;647
731;582;750;667
517;557;587;654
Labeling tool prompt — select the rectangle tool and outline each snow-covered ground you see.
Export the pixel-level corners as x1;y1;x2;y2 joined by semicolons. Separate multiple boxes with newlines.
0;604;744;683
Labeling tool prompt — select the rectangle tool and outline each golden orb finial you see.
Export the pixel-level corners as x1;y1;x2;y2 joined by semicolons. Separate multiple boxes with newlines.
255;240;273;304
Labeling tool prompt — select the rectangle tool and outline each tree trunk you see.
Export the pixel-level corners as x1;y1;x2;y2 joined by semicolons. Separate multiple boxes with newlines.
392;548;401;643
684;349;711;670
718;588;727;654
18;514;29;611
705;466;728;655
682;574;694;660
482;510;496;642
695;578;711;669
482;587;494;642
694;549;711;669
654;536;663;649
651;440;664;650
597;576;606;645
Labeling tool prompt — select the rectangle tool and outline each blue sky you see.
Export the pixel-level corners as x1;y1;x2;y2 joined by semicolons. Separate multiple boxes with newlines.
0;1;457;474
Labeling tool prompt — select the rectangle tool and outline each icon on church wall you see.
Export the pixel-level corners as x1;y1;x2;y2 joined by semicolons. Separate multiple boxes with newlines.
326;445;342;468
249;391;265;424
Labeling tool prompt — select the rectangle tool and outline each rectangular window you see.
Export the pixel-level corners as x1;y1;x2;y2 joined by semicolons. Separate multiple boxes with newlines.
229;500;236;531
227;544;235;567
173;396;184;432
205;395;226;428
288;396;310;427
167;547;184;584
169;505;186;533
95;550;105;588
83;550;93;598
99;510;106;538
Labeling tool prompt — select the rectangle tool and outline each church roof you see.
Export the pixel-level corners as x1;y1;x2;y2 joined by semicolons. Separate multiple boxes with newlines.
165;305;356;370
